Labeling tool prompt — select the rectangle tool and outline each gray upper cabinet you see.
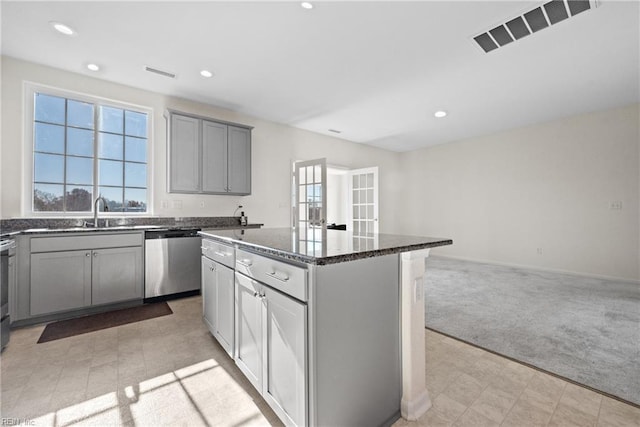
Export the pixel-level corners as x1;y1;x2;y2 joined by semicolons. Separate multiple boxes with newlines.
168;111;252;195
169;114;200;192
202;120;228;193
228;126;251;194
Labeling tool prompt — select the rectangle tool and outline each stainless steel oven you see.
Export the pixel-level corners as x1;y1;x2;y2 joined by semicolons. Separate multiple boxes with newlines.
1;239;16;351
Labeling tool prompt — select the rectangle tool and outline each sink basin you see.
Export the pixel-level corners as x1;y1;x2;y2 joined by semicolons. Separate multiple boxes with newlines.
85;225;163;230
25;225;164;233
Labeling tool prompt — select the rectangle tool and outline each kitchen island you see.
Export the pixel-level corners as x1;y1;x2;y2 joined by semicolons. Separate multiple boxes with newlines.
199;227;452;427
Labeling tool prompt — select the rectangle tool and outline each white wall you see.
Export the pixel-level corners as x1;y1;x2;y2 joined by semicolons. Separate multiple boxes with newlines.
1;56;403;232
326;170;348;225
399;104;640;282
3;57;638;281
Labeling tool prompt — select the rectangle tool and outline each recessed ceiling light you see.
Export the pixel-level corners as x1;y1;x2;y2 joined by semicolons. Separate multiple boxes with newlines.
434;110;448;118
301;2;314;10
200;70;213;78
50;21;75;36
86;63;100;71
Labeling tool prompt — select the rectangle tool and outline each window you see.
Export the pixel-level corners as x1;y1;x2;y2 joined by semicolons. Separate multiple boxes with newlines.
30;89;150;214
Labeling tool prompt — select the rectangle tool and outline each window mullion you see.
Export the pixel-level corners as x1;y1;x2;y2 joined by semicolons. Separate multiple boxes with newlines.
93;104;99;212
63;99;68;212
122;112;126;212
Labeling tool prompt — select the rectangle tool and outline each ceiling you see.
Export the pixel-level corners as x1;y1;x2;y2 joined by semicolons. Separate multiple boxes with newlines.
1;1;638;152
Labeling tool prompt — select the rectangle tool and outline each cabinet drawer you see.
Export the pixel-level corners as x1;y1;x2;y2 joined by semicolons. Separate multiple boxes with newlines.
31;233;143;253
236;249;307;302
202;239;235;268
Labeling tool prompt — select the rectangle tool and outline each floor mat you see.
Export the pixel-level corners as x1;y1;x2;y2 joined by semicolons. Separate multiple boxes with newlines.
424;257;640;406
37;302;173;343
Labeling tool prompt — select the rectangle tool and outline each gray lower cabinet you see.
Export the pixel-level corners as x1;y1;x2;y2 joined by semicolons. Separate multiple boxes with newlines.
235;271;307;427
28;232;144;317
202;255;235;357
168;111;252;195
92;247;143;305
235;272;264;389
30;250;92;316
202;256;216;334
200;237;402;427
262;284;307;427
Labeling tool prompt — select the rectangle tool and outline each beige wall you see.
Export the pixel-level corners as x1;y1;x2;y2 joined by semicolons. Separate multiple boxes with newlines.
0;56;403;232
399;104;640;281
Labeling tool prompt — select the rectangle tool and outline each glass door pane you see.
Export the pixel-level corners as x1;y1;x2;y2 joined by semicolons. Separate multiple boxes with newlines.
292;158;327;256
349;167;379;240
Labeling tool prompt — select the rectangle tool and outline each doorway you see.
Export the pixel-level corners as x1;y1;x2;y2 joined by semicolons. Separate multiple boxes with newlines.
292;160;379;234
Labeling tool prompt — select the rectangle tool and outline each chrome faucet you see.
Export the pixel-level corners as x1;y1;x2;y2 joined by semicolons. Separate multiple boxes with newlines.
94;196;108;227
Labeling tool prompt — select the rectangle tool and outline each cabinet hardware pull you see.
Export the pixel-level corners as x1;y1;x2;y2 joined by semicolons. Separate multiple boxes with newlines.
253;291;260;297
93;252;98;257
237;259;253;267
266;271;289;282
86;252;91;257
214;251;229;257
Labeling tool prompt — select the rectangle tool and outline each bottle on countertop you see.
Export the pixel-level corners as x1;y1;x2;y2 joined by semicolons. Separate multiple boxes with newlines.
240;211;248;226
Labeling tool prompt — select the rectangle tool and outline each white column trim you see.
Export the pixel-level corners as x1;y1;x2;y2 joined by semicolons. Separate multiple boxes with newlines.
400;248;431;420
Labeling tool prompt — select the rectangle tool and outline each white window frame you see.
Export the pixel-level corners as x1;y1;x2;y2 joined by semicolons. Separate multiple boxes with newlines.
23;82;154;217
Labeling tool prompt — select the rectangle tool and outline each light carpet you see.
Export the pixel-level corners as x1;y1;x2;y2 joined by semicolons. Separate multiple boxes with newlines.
424;257;640;406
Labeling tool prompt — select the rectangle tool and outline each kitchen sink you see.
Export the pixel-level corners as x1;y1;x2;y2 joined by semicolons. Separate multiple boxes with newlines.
24;225;164;233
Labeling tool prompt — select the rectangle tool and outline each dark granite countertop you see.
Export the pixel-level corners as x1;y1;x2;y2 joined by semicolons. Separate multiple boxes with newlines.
199;227;452;265
0;216;263;238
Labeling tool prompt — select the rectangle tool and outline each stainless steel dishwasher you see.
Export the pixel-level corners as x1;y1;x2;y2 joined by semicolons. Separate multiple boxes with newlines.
144;228;202;300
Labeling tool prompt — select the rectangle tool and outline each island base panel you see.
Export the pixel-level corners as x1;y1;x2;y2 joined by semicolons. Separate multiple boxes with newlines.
312;254;401;427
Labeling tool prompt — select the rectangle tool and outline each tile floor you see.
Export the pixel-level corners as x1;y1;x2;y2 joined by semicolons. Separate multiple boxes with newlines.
1;296;638;426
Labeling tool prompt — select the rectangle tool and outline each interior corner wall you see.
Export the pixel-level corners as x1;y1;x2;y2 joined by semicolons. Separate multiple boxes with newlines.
0;56;403;232
399;104;640;282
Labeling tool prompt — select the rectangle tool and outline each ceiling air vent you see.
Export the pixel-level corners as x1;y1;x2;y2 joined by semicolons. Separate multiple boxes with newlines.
144;66;176;79
473;0;597;53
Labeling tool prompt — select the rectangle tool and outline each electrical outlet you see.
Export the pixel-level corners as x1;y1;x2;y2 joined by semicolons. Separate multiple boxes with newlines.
160;200;168;209
170;200;182;209
609;201;623;210
536;248;543;255
200;201;205;208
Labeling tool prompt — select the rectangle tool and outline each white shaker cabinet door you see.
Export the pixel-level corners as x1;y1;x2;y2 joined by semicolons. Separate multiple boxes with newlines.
202;256;217;335
235;272;263;391
214;262;235;357
263;286;307;427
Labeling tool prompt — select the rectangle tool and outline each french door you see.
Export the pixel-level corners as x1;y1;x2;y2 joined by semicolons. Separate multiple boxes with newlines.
349;167;379;235
292;159;327;256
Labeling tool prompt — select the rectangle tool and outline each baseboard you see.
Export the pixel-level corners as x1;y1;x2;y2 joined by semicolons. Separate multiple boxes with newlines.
429;254;640;285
